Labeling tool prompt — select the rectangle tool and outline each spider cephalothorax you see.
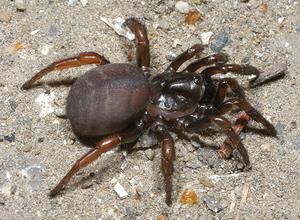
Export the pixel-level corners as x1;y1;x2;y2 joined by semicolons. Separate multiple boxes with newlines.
22;18;276;205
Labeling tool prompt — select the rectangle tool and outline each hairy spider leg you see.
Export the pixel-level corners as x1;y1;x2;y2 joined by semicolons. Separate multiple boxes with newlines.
183;53;229;73
165;44;204;73
152;125;175;206
21;52;109;89
125;18;150;71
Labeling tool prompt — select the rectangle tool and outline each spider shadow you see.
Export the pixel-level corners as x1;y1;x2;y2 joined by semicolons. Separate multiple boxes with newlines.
23;78;77;90
56;136;161;197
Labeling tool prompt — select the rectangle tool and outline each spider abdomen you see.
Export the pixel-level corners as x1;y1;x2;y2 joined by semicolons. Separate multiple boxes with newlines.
67;63;150;137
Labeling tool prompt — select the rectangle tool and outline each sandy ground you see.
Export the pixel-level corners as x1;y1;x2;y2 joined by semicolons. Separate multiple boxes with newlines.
0;0;299;219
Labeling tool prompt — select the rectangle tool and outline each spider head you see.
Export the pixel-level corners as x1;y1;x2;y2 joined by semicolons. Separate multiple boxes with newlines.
148;72;205;120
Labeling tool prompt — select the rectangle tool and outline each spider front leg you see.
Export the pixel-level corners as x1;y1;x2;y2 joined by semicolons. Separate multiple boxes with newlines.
22;52;109;89
183;53;229;73
152;125;175;206
49;126;141;197
165;44;203;73
125;18;150;71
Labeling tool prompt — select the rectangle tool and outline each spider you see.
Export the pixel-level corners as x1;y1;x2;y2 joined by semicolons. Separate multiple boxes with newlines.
22;18;276;205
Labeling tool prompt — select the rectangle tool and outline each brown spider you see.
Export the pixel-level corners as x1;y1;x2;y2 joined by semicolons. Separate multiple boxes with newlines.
22;18;276;205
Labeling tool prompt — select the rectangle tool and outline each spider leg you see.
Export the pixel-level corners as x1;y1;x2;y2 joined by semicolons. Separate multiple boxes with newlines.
216;98;276;136
49;126;141;197
125;18;150;71
201;64;260;87
218;112;250;159
183;53;228;73
153;126;175;206
214;78;245;106
214;78;248;158
21;52;109;90
165;44;203;73
187;116;250;167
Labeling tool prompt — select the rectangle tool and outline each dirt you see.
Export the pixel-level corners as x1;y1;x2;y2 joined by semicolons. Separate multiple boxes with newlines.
0;0;299;219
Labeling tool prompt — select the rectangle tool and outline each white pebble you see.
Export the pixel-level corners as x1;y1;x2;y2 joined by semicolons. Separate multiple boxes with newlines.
80;0;88;7
15;0;26;11
175;1;190;14
30;29;40;35
101;17;135;41
278;17;285;25
172;38;182;48
35;92;55;117
68;0;77;6
114;182;128;198
40;44;53;55
200;31;214;45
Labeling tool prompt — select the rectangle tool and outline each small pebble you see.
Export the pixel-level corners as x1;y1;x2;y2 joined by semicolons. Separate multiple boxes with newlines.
35;92;55;117
0;11;12;23
278;17;285;25
30;29;40;35
175;1;190;14
38;137;44;143
4;133;15;143
210;31;229;52
186;160;201;169
81;182;93;189
144;149;155;160
203;196;224;213
80;0;88;7
40;45;53;55
9;100;18;112
0;195;5;205
101;17;135;41
21;164;43;192
68;0;77;6
21;145;32;152
200;176;214;188
15;0;26;11
158;20;170;30
185;10;202;25
156;214;168;220
200;31;213;45
260;3;268;14
172;39;182;48
125;207;134;217
290;121;297;130
165;52;177;61
12;42;24;52
114;182;128;198
48;25;58;39
180;189;198;205
191;0;201;4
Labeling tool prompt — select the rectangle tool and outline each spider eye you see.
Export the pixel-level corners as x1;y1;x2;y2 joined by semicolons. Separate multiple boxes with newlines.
193;76;202;85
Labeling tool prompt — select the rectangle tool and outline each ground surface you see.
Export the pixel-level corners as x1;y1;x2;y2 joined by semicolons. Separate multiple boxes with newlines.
0;0;299;219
